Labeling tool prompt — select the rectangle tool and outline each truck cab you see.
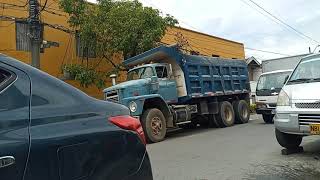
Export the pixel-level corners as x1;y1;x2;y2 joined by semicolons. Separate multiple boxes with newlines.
255;70;292;123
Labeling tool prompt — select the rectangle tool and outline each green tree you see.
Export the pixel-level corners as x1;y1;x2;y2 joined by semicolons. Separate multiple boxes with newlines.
59;0;178;88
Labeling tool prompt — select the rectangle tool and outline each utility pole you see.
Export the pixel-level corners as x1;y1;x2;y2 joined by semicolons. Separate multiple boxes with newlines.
28;0;41;69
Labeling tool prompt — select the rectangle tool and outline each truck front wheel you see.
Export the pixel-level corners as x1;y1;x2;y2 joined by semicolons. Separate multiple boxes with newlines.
275;129;302;149
215;101;235;128
263;114;274;124
141;108;167;143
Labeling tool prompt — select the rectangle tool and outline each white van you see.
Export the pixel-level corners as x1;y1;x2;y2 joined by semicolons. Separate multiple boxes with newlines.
275;54;320;150
256;70;292;123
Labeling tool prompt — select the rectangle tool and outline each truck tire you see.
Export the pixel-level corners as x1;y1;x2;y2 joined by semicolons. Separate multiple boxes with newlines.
141;108;167;143
275;129;302;149
233;100;250;124
215;101;235;128
206;114;218;128
263;114;274;124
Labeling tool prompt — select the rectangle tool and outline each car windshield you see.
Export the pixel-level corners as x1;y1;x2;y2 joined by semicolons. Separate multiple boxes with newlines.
127;67;155;80
257;71;291;91
288;58;320;84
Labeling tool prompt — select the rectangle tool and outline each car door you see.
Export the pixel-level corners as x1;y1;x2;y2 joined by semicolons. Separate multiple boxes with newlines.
155;66;178;103
0;63;31;180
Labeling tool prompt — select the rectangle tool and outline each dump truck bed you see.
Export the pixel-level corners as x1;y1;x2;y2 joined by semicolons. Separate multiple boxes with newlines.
124;45;250;103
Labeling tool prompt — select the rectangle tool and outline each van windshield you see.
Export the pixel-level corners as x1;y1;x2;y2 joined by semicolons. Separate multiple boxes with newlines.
288;58;320;84
127;67;155;80
256;71;291;96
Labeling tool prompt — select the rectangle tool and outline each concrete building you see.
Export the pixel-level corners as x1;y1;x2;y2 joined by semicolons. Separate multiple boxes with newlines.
0;0;246;99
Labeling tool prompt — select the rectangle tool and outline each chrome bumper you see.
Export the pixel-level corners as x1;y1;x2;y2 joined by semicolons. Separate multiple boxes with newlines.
275;106;320;135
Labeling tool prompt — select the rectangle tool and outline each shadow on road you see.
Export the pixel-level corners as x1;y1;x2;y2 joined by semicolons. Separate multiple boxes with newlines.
244;138;320;180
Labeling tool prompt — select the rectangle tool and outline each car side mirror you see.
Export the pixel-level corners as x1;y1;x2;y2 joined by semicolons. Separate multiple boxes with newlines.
284;75;289;84
150;76;159;92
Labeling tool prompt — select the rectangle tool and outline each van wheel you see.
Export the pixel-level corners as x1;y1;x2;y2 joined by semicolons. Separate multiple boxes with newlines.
141;108;167;143
233;100;250;124
215;101;235;128
263;114;274;124
275;129;302;149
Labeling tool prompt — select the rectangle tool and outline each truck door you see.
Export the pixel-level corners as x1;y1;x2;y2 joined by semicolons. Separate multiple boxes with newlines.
155;66;178;103
0;63;30;180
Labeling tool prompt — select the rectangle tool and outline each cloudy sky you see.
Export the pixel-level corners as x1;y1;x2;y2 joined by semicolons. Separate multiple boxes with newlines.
88;0;320;61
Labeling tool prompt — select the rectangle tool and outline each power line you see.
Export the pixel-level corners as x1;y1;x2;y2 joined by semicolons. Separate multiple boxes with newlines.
242;0;319;44
245;47;291;56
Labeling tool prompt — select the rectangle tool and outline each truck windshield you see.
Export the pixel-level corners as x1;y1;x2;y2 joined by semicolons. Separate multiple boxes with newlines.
288;58;320;84
256;71;291;95
127;67;155;80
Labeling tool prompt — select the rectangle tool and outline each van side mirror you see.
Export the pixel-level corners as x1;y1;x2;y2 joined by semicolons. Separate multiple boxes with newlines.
284;75;289;84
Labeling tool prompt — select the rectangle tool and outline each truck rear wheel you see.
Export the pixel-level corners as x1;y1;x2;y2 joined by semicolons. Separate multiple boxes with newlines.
275;129;302;149
233;100;250;124
263;114;274;124
215;101;235;128
141;108;167;143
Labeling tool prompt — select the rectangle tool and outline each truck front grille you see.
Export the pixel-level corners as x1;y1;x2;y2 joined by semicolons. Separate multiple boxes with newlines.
105;90;119;103
296;102;320;109
299;114;320;125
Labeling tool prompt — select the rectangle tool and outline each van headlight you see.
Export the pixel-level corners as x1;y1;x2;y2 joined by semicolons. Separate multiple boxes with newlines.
277;90;290;106
129;101;137;113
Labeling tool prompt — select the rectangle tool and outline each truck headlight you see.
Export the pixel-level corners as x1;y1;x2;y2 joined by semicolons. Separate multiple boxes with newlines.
277;90;290;106
129;101;137;113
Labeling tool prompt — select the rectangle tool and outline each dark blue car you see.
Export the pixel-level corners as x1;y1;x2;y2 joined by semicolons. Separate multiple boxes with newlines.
0;54;153;180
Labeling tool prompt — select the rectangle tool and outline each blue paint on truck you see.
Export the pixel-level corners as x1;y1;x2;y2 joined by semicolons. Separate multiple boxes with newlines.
104;45;251;143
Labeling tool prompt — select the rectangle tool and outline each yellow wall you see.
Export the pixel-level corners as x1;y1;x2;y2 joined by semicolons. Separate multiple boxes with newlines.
162;27;245;59
0;0;245;99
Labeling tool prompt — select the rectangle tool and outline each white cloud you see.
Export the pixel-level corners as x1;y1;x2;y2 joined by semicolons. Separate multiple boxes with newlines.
140;0;320;60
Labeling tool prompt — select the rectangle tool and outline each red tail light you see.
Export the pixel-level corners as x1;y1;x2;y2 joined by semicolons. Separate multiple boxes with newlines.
109;115;146;145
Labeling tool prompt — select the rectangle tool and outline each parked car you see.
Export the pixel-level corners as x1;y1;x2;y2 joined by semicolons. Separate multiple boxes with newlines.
255;70;292;123
0;54;153;180
275;54;320;150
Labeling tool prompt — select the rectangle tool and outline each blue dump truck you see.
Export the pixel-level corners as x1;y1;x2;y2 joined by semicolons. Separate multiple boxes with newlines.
104;45;250;143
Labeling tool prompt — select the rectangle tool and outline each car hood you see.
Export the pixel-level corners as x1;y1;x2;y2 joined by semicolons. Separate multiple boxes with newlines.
283;82;320;101
103;79;149;92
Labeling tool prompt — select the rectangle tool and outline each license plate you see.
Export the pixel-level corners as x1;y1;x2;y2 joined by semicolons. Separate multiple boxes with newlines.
310;124;320;135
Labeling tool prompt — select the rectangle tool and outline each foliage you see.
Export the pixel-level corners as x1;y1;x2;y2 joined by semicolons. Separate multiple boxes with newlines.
63;64;84;78
250;104;256;113
63;64;105;89
59;0;178;88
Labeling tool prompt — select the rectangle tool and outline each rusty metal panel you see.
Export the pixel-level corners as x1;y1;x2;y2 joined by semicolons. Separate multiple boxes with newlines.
15;21;31;51
15;21;44;52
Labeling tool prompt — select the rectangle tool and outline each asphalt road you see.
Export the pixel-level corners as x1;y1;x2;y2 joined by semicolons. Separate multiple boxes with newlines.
147;114;320;180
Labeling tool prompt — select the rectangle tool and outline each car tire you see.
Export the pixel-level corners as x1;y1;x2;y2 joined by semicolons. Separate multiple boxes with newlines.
263;114;274;124
215;101;235;128
233;100;250;124
141;108;167;143
275;129;302;149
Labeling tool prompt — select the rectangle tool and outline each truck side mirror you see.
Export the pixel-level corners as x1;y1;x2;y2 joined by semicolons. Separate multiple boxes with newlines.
168;64;173;78
150;76;159;92
284;75;289;84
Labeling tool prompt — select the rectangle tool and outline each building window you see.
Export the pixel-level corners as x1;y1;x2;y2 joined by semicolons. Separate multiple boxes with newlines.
212;54;220;57
15;20;44;52
75;32;96;58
